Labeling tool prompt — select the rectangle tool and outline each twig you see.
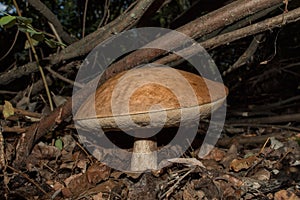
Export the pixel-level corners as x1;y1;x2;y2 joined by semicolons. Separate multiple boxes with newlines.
0;29;19;61
46;66;84;88
227;113;300;124
0;126;5;170
217;129;296;147
159;167;195;199
0;90;18;95
98;0;110;28
250;95;300;111
82;0;89;38
223;33;265;76
226;123;300;132
0;105;42;119
1;126;26;133
260;29;280;65
13;0;54;111
48;22;64;49
11;60;81;104
11;75;53;105
27;0;75;44
6;165;47;194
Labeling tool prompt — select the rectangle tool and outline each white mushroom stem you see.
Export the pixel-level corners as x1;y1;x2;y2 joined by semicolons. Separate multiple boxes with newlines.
131;137;157;172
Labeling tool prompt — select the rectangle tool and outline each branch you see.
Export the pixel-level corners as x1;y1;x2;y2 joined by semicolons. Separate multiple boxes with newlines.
0;62;38;85
28;0;75;44
49;0;156;64
155;7;300;65
88;0;285;82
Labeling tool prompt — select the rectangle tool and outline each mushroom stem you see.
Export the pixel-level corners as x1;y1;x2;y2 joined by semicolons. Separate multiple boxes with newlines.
131;137;157;172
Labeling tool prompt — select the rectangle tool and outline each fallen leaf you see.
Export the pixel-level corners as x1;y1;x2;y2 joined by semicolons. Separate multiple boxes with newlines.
251;169;270;181
203;148;226;161
230;155;260;172
3;100;14;119
86;163;111;184
162;158;205;168
274;190;300;200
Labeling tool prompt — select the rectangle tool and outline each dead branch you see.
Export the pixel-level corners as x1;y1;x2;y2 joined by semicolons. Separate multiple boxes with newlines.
0;105;42;119
223;34;264;76
0;62;38;86
218;129;296;148
227;113;300;124
11;74;53;106
93;0;286;88
155;7;300;65
49;0;156;64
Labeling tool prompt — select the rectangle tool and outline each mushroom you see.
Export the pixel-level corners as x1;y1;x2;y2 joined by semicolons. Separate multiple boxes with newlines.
74;67;228;172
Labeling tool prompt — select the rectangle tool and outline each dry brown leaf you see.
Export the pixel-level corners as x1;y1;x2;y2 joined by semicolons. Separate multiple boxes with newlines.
26;142;61;170
52;181;64;191
67;173;90;197
203;147;226;161
274;190;300;200
163;158;205;168
34;142;61;159
222;174;243;187
220;144;238;168
251;169;271;181
230;155;260;172
60;161;75;170
61;187;72;198
84;179;120;198
92;192;104;200
64;173;83;187
76;159;88;172
86;163;111;184
182;182;195;200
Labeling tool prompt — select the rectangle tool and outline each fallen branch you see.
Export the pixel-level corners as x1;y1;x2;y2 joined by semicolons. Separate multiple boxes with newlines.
156;7;300;65
227;113;300;124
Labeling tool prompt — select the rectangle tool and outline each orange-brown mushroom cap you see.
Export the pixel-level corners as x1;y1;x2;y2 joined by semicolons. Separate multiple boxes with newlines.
74;67;228;131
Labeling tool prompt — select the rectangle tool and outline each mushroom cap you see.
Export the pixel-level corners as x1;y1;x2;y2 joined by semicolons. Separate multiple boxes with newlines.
74;67;228;131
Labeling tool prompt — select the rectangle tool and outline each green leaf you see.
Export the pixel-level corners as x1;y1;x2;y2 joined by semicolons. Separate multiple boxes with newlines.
55;138;63;150
45;39;58;48
31;32;45;42
45;38;66;48
0;16;16;28
3;100;14;119
26;27;42;35
16;16;32;25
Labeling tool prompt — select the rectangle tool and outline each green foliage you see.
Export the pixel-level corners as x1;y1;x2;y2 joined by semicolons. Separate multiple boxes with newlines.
0;15;16;28
55;137;63;150
0;13;65;48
